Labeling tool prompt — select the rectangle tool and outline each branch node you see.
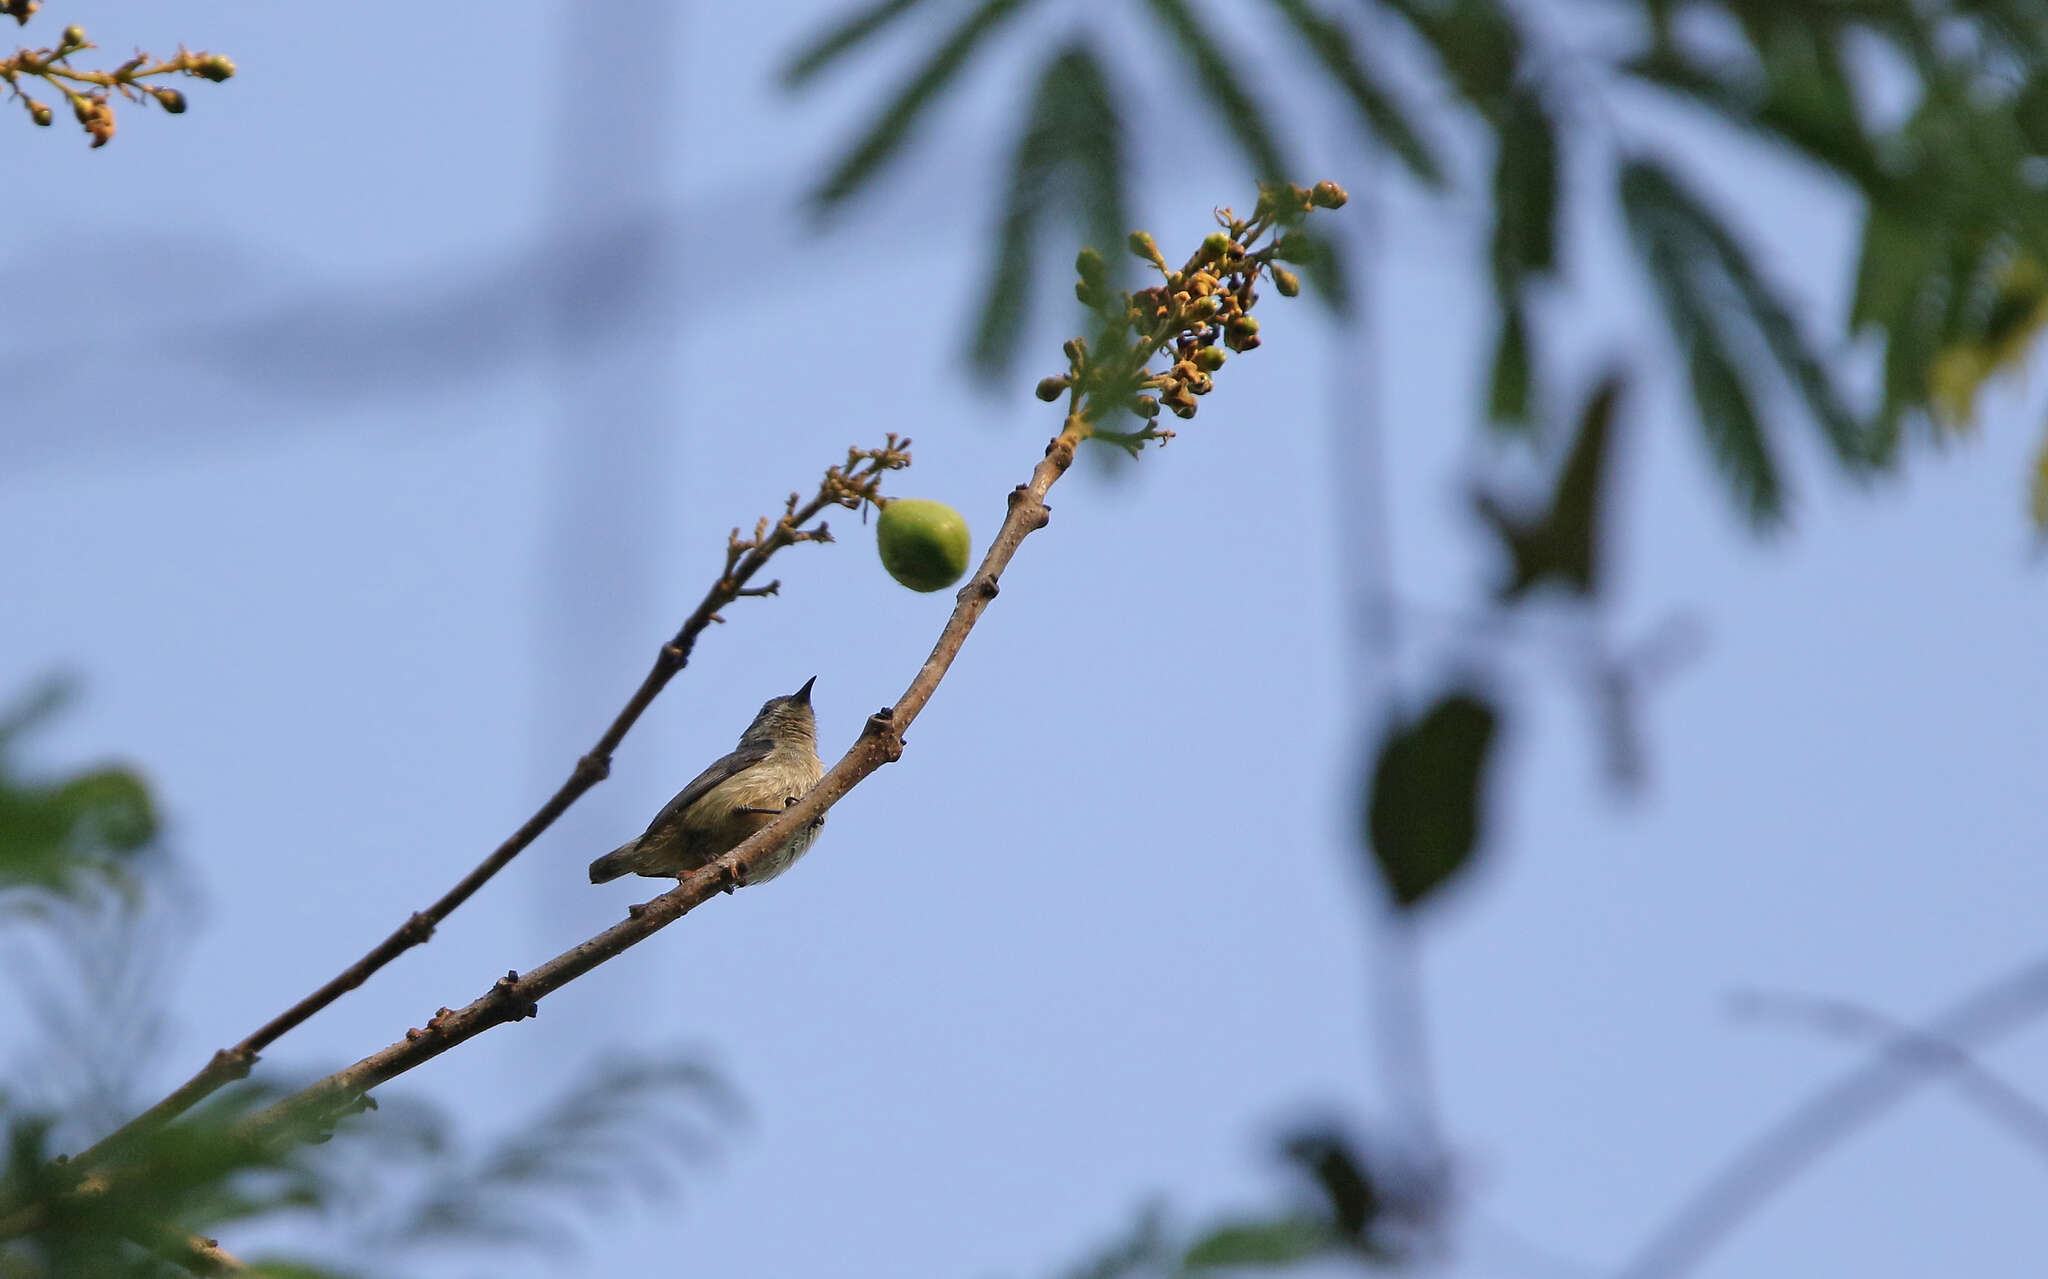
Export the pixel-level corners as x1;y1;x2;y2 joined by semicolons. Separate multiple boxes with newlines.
491;972;539;1020
398;911;437;946
968;575;1000;601
211;1047;255;1081
626;901;649;919
863;708;906;762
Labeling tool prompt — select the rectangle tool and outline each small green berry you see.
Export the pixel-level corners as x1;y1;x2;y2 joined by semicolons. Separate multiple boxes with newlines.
877;499;973;593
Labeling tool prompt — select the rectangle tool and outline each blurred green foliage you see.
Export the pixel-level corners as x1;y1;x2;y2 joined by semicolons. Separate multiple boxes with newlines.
1046;1127;1416;1276
0;685;738;1275
790;0;2048;528
0;678;156;906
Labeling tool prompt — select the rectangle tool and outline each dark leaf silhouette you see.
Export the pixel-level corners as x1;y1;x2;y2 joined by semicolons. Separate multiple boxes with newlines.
971;42;1127;377
1621;158;1786;523
1280;1128;1381;1242
1364;690;1500;910
1143;0;1296;184
1474;372;1623;599
1487;300;1531;426
782;0;934;87
1262;0;1443;186
1380;0;1521;109
1490;85;1558;290
809;0;1039;210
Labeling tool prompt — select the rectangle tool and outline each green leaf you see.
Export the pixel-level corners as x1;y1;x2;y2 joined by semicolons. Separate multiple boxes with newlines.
781;0;934;87
1380;0;1521;109
1486;303;1531;426
1619;158;1787;523
1685;316;1780;522
1627;158;1881;468
1491;85;1559;291
1364;690;1500;911
1182;1215;1337;1269
1851;202;1952;431
969;42;1126;378
0;686;159;900
1143;0;1297;183
1261;0;1443;186
810;0;1038;210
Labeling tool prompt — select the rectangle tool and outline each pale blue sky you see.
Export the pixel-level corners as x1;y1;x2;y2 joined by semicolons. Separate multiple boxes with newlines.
5;3;2048;1277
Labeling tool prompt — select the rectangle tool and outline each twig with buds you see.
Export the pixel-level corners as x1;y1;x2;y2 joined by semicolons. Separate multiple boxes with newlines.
1;16;233;146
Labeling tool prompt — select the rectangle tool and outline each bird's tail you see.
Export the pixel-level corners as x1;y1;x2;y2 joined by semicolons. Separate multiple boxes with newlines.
587;839;640;885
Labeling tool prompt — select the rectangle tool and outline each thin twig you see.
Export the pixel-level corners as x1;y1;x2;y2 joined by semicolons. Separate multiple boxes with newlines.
59;442;906;1181
1731;986;2048;1163
1615;952;2048;1278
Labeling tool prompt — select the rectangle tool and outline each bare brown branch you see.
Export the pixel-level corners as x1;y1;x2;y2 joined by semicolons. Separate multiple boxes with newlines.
235;430;1074;1149
61;438;908;1179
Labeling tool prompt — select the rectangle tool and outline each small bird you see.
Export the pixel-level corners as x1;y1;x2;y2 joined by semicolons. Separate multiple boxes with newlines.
588;677;825;887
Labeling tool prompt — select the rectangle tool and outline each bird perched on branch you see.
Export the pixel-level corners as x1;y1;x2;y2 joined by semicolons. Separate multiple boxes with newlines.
588;677;825;887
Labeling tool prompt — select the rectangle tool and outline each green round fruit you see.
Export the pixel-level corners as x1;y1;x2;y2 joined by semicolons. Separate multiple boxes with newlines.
877;498;972;593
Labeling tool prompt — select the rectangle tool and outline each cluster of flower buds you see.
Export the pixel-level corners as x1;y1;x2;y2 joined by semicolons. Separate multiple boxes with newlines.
1133;225;1277;421
1037;180;1350;448
4;18;234;146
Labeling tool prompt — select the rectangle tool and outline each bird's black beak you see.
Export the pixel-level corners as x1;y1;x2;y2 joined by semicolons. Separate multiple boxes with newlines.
793;676;816;705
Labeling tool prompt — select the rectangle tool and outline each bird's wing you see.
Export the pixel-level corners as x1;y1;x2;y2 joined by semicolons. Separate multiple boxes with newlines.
640;743;775;839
